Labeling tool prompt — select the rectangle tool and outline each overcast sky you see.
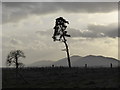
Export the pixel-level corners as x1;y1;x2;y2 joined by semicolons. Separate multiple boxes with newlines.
1;2;119;66
2;0;120;2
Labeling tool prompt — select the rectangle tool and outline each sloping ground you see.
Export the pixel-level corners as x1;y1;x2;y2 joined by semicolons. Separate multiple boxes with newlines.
2;67;120;88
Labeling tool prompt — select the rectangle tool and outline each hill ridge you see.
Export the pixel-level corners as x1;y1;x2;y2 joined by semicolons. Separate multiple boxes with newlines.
29;55;120;67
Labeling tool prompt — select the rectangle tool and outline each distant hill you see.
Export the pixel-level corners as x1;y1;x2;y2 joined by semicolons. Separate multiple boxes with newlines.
54;55;82;66
72;55;119;67
28;55;120;67
29;60;55;67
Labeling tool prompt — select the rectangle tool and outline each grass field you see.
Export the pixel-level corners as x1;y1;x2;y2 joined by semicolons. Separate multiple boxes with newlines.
2;67;120;88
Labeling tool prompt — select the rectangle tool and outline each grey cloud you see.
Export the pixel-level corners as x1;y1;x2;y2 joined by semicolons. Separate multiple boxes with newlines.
10;39;19;45
2;2;117;23
2;0;119;2
88;23;118;38
36;29;53;37
36;23;118;38
36;28;102;38
10;38;23;45
68;28;99;38
71;23;118;38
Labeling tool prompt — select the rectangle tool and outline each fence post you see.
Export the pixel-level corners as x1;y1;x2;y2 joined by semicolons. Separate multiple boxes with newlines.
52;65;54;68
110;63;112;68
85;64;87;68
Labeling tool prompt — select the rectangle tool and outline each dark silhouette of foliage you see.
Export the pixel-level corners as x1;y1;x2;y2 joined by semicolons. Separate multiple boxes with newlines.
6;50;25;69
52;17;70;41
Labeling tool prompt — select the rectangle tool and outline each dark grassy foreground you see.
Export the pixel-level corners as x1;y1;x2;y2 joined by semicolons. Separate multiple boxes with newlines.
2;67;120;88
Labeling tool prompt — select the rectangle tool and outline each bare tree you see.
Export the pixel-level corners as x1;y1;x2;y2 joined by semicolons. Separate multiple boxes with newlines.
6;50;25;69
6;50;30;85
52;17;71;68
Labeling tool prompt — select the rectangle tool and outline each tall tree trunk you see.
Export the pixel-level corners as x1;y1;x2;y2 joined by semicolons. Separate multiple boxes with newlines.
15;56;18;84
63;35;71;68
15;56;18;69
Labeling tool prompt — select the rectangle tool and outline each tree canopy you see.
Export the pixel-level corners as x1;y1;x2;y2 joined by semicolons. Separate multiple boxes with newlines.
6;50;25;68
